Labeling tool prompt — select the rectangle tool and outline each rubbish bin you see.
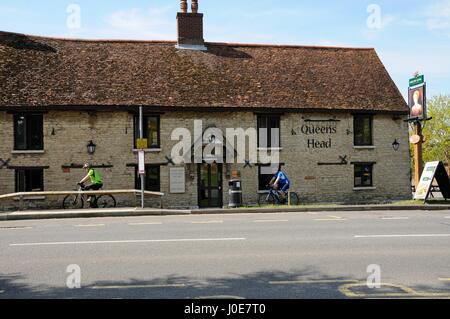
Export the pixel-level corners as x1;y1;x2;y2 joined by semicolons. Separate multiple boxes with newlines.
228;179;243;208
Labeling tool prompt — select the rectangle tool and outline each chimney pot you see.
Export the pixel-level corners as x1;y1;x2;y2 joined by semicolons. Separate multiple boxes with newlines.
192;0;198;13
180;0;187;13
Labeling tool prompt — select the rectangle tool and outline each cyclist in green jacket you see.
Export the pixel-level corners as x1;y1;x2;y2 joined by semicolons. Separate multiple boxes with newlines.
79;163;103;203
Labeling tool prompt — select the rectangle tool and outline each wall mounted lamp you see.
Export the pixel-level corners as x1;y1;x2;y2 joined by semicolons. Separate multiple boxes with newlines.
392;139;400;151
87;140;97;155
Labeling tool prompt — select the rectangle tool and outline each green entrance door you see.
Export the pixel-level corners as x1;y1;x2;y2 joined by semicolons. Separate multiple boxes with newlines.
198;163;223;208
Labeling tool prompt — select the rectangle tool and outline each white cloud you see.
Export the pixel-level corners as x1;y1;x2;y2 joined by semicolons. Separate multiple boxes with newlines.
242;8;321;20
425;0;450;31
381;14;397;28
398;19;423;27
98;6;176;40
362;14;397;40
0;4;32;20
0;5;27;16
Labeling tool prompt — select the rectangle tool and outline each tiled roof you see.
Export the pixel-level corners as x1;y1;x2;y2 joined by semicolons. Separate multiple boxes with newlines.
0;31;407;113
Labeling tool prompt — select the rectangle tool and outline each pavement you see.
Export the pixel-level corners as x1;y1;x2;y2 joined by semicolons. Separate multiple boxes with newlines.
0;208;449;299
0;203;449;221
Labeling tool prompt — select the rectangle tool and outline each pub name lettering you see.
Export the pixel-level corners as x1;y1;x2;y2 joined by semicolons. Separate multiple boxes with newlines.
300;122;338;149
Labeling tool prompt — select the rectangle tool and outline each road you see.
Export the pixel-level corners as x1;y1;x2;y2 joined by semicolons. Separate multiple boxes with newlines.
0;209;449;299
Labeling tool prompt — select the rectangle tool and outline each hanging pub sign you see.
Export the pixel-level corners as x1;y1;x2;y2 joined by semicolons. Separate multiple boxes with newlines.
409;74;424;87
414;161;450;200
408;74;426;120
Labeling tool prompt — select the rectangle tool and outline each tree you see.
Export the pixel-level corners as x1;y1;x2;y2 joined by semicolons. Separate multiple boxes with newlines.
422;95;450;164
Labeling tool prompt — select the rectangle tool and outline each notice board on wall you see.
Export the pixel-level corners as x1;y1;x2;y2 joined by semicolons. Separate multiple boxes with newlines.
170;167;186;194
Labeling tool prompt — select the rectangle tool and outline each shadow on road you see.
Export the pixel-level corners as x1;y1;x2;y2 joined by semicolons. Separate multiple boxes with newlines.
1;269;449;299
1;268;354;299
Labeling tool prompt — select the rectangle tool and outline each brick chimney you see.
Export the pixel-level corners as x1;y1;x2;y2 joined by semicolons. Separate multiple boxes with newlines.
176;0;207;50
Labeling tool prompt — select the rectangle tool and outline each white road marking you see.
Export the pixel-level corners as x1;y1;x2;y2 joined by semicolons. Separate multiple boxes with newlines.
90;284;185;289
439;278;450;282
189;220;223;225
0;290;4;294
128;222;163;226
270;279;358;285
314;215;346;221
10;237;246;247
354;234;450;239
74;224;105;228
381;217;410;220
306;212;318;215
445;216;450;219
0;226;33;230
314;218;347;221
253;220;289;223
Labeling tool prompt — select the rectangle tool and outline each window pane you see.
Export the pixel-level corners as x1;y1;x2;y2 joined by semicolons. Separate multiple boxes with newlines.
147;116;159;148
362;165;372;186
14;114;43;150
258;115;280;148
269;116;280;129
269;116;280;148
146;166;160;192
14;115;27;150
28;169;44;191
28;115;43;150
135;166;160;192
15;170;26;192
257;116;268;147
354;164;373;187
354;116;372;146
134;115;159;149
258;166;275;190
362;118;371;145
15;169;43;192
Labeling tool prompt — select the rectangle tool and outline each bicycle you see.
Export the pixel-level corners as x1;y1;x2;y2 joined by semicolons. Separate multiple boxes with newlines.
258;184;299;206
62;183;117;209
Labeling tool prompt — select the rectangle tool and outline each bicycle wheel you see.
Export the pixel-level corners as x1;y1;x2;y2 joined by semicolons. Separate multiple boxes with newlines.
95;195;117;208
288;192;300;206
258;192;277;206
62;194;84;209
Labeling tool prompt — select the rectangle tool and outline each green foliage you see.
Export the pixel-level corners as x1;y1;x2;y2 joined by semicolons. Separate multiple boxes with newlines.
422;95;450;164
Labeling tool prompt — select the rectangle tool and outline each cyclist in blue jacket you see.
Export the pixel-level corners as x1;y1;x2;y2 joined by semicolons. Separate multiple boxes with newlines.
269;166;290;201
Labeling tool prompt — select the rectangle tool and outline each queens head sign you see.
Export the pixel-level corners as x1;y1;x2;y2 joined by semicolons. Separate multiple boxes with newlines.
408;75;426;120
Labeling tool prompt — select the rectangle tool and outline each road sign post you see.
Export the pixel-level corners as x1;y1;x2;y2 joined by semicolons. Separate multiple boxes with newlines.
139;106;145;209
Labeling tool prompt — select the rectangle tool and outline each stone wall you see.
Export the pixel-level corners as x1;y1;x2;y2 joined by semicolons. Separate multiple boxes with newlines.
0;110;412;210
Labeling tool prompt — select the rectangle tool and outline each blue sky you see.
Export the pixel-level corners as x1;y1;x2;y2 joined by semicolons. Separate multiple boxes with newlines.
1;0;450;100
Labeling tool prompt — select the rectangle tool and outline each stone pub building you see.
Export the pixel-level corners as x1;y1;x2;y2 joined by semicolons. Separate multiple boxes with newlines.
0;0;412;209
